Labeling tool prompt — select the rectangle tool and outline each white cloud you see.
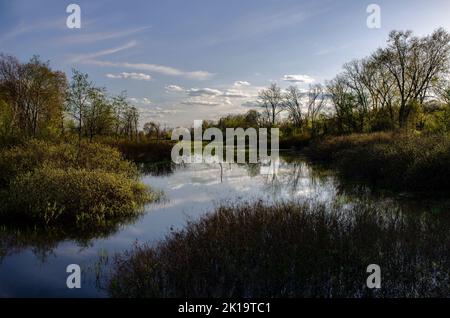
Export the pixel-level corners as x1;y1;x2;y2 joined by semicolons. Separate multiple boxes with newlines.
85;59;213;80
234;81;251;87
106;72;152;81
281;74;315;83
73;42;213;80
165;85;186;93
186;88;222;96
222;89;250;98
128;97;152;105
181;100;221;106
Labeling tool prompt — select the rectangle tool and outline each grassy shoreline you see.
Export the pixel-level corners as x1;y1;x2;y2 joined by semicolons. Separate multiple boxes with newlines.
304;132;450;193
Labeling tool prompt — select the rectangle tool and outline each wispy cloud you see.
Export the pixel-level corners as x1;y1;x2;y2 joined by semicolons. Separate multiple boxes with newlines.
106;72;152;81
70;42;213;80
69;41;138;62
85;59;213;80
181;100;221;106
129;97;152;105
0;18;66;44
60;26;150;44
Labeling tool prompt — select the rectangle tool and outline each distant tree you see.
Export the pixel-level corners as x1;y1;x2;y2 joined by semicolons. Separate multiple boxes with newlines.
122;106;140;141
143;121;161;140
258;83;283;126
306;84;326;136
283;86;305;128
84;87;115;141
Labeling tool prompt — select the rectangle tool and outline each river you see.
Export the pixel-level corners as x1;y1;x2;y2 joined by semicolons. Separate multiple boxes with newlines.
0;153;448;297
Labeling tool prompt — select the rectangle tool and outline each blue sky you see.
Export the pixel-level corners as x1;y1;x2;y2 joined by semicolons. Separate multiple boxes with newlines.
1;0;450;126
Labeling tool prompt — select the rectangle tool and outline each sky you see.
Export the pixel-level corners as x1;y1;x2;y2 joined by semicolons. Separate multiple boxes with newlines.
1;0;450;127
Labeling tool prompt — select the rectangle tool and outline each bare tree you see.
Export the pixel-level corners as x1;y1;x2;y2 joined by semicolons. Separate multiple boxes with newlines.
258;83;283;126
377;29;450;128
283;85;305;128
306;84;326;136
143;121;161;140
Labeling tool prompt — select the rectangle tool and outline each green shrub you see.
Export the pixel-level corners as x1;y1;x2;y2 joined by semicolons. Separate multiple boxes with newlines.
106;200;450;298
0;165;154;225
0;140;158;226
0;139;137;187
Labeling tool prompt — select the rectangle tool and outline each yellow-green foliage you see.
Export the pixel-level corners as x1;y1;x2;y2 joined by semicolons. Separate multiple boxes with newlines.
0;140;156;225
0;139;137;186
1;165;152;224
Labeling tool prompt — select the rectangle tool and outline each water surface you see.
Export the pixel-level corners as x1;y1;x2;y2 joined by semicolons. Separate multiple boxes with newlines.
0;154;448;297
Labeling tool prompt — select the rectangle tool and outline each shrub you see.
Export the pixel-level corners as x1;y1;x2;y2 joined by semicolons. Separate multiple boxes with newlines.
306;133;450;192
106;200;450;298
0;165;154;225
0;140;138;187
305;132;394;162
279;132;311;149
0;140;158;226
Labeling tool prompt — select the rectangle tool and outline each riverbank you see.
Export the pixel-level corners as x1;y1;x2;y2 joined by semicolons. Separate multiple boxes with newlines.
304;132;450;193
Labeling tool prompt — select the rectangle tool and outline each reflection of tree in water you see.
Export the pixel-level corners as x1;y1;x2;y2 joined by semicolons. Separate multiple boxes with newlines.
256;156;336;199
0;213;141;263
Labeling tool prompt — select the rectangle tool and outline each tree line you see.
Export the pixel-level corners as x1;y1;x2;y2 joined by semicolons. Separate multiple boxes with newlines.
0;54;140;144
254;28;450;137
2;28;450;146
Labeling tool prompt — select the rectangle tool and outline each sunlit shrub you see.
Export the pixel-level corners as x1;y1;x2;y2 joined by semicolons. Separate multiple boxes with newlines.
0;139;137;187
0;165;154;225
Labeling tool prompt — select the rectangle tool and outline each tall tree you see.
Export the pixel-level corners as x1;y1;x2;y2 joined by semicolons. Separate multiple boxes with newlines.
283;86;305;128
258;83;283;126
376;29;450;128
0;54;67;137
66;70;93;145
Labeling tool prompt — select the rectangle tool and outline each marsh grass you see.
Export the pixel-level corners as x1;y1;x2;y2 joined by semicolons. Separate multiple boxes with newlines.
306;132;450;192
106;199;450;298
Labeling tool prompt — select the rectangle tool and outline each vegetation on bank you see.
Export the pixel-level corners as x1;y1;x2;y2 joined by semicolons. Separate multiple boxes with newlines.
107;199;450;298
0;54;165;226
0;140;156;226
306;132;450;192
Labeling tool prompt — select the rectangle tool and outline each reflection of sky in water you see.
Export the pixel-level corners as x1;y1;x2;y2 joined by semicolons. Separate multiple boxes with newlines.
0;157;359;297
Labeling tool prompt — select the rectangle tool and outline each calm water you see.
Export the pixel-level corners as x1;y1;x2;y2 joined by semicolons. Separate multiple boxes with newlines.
0;153;448;297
